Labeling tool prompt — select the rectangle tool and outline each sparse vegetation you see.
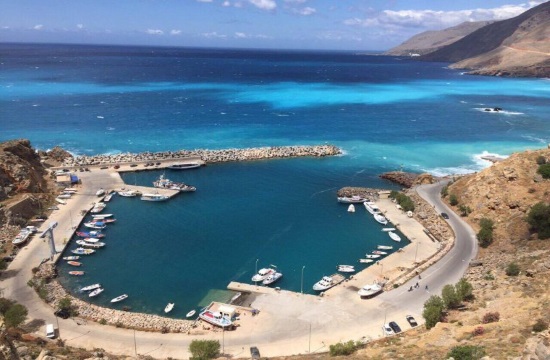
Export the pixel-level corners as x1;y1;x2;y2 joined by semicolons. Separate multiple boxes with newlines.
189;339;220;360
423;278;474;329
449;194;459;206
458;204;472;217
389;190;415;212
447;344;486;359
477;218;494;248
537;163;550;179
442;284;461;309
505;262;520;276
532;319;548;332
3;303;28;328
422;295;445;329
441;184;449;197
526;202;550;239
329;340;360;356
472;326;485;336
482;312;500;324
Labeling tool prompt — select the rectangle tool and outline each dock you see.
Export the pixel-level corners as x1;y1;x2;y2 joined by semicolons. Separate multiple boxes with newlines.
326;273;346;289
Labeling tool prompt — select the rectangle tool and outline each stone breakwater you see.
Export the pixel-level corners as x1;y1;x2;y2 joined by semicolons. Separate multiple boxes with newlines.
62;145;342;167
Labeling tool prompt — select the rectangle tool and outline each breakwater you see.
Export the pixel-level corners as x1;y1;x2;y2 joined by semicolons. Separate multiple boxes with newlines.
62;145;342;167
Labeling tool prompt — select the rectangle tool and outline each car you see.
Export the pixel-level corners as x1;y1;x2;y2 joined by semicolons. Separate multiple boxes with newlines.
382;323;394;336
441;212;449;219
100;166;108;170
406;315;418;327
389;321;402;334
250;346;260;359
54;309;70;319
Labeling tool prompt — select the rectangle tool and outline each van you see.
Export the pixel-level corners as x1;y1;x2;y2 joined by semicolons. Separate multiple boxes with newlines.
45;324;55;339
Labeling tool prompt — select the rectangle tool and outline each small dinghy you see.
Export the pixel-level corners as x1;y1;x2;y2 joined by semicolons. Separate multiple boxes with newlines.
347;204;355;213
81;283;101;292
365;254;381;259
89;288;104;297
377;245;393;250
164;303;175;313
186;310;197;318
388;231;401;242
111;294;128;303
63;256;80;260
67;261;81;266
372;250;387;255
69;271;84;276
359;259;374;263
337;265;355;273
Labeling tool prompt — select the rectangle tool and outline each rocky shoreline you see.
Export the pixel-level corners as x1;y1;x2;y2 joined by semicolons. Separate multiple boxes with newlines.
61;145;342;167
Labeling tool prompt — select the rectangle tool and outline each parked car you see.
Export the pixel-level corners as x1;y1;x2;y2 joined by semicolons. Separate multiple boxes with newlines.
406;315;418;327
250;346;260;359
441;212;449;219
382;323;394;336
389;321;402;333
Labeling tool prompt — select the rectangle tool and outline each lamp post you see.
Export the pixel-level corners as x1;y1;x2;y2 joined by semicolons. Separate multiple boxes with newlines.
255;259;259;285
301;266;305;294
414;241;419;263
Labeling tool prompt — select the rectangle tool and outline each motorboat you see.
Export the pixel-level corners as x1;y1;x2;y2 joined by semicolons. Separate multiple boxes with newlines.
262;272;283;285
337;196;368;204
164;303;175;313
93;218;115;223
89;288;104;297
347;204;355;213
168;162;201;170
364;201;381;215
90;202;106;213
82;237;100;243
12;229;31;246
141;193;170;201
72;248;95;255
118;190;140;197
373;213;388;225
313;276;334;291
377;245;393;250
63;256;80;261
372;250;387;255
57;194;72;199
337;265;355;273
76;240;105;248
382;228;396;232
153;174;196;192
76;231;105;238
198;309;233;328
96;188;105;197
103;193;113;202
365;254;381;259
81;283;101;292
388;231;401;242
84;222;106;229
67;261;81;266
69;271;84;276
64;188;78;192
358;283;383;298
251;267;276;282
92;214;113;219
186;310;197;318
359;259;374;263
111;294;128;303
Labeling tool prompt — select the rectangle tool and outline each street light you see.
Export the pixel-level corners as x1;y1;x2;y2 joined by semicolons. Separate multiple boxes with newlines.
414;241;419;263
255;259;259;285
301;266;305;294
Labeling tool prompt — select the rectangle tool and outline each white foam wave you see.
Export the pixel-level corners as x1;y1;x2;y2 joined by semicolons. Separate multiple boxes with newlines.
106;127;115;131
423;150;509;177
97;115;104;119
474;107;524;115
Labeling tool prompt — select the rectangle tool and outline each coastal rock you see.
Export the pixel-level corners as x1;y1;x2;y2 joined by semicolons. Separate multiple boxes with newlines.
47;146;73;163
379;171;419;188
0;139;47;194
337;187;380;200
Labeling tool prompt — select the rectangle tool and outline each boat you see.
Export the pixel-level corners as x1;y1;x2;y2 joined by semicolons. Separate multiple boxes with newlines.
262;272;283;285
186;310;197;318
63;256;80;260
359;259;374;263
168;162;201;170
83;222;106;229
364;201;381;215
388;231;401;242
76;240;106;248
76;231;105;238
372;250;387;255
90;202;106;213
92;214;113;219
140;193;170;201
72;248;95;255
89;288;104;297
64;188;78;192
111;294;128;303
57;194;72;199
118;190;140;197
67;261;81;266
153;174;196;192
69;271;84;276
55;198;66;205
364;254;381;259
382;228;396;232
80;283;101;291
164;303;175;313
103;193;113;202
12;229;31;246
82;237;100;243
377;245;393;250
313;276;334;291
96;188;105;197
198;309;233;328
358;283;383;298
251;267;276;282
373;213;388;225
337;265;355;273
92;218;115;223
337;196;368;204
347;204;355;213
48;206;59;210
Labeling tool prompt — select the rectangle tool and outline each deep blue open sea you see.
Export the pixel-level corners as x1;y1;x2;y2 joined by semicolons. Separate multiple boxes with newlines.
1;43;549;316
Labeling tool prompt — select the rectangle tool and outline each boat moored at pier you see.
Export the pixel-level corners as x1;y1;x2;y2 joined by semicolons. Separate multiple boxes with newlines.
168;162;201;170
337;196;368;204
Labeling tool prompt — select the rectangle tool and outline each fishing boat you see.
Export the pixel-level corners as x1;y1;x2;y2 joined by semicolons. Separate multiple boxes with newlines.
89;288;104;297
168;162;201;170
76;231;105;238
337;265;355;273
83;222;106;229
72;248;95;255
377;245;393;250
262;272;283;285
81;283;101;291
372;250;387;255
358;283;383;298
313;276;334;291
337;195;368;203
347;204;355;213
153;174;196;192
164;303;175;313
69;271;84;276
118;190;140;197
198;309;234;328
251;267;276;282
359;258;374;263
67;261;81;266
63;256;80;261
76;240;106;248
96;188;105;197
364;201;382;215
373;213;388;225
186;310;197;318
364;254;381;259
388;231;401;242
12;229;31;246
140;193;170;201
111;294;128;303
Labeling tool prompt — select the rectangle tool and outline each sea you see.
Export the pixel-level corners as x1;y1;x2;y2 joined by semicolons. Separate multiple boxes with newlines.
1;43;549;317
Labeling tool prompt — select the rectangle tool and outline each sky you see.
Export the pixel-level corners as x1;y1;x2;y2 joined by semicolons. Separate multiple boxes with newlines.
0;0;545;51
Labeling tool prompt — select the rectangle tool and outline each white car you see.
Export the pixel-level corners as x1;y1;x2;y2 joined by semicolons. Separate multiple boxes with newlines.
382;323;394;336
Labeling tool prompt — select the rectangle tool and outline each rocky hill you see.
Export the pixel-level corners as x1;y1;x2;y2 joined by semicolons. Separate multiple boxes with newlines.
385;21;493;56
421;1;550;77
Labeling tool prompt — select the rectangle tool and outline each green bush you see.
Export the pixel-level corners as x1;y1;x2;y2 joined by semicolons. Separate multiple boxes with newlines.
422;295;445;329
537;163;550;178
0;298;15;315
442;284;461;309
189;339;220;360
532;319;548;332
58;297;72;311
477;218;494;248
455;278;474;301
441;185;449;198
458;204;472;217
447;345;486;360
4;303;28;328
449;194;459;206
329;340;359;356
389;191;415;212
506;262;520;276
527;202;550;239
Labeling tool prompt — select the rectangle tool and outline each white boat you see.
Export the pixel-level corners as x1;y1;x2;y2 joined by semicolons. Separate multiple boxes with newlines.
164;303;175;313
337;196;368;204
364;201;381;215
82;237;100;243
337;265;355;273
118;190;140;197
347;204;355;213
382;228;396;232
64;188;78;192
103;193;113;202
92;214;113;219
84;222;106;229
168;162;201;170
186;310;197;318
359;259;374;263
198;308;234;328
76;240;106;248
358;283;383;298
111;294;128;303
365;254;381;259
377;245;393;250
90;202;106;213
12;229;31;246
89;288;104;297
63;256;80;260
373;213;388;225
72;248;95;255
262;272;283;285
55;198;67;205
313;276;334;291
57;194;72;199
81;283;101;291
251;267;276;282
372;250;387;255
153;174;196;192
141;193;170;201
96;188;105;197
388;231;401;242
